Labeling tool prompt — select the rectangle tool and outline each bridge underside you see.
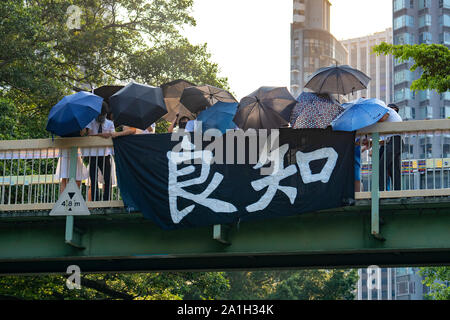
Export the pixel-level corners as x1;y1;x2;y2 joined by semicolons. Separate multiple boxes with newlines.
0;197;449;274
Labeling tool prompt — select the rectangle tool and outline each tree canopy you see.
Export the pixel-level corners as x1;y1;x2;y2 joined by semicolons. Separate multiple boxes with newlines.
373;43;450;93
0;0;228;139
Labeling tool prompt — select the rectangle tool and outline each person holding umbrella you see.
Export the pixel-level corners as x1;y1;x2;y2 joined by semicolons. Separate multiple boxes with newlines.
330;97;391;192
378;103;404;191
47;91;103;193
168;114;195;133
84;102;115;201
54;128;89;193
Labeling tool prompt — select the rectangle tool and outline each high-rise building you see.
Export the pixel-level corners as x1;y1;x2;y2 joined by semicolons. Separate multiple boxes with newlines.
290;0;348;97
341;29;394;103
392;0;450;121
357;267;430;300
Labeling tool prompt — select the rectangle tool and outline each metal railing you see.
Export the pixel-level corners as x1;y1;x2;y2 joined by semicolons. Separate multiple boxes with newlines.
0;137;122;211
1;119;450;214
356;118;450;199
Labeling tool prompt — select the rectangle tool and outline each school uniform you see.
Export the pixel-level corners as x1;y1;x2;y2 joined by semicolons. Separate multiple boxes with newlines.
85;119;115;201
379;109;404;191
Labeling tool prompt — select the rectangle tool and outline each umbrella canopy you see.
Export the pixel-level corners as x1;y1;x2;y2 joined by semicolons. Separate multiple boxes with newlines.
160;79;196;121
109;82;167;130
233;87;297;130
305;65;371;95
93;85;124;116
290;92;344;129
94;85;124;101
196;101;238;134
46;91;103;136
180;85;237;114
331;98;390;131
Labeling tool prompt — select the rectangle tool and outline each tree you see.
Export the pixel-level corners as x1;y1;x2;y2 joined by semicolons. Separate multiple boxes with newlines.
373;43;450;93
0;0;228;140
0;272;230;300
223;270;358;300
419;267;450;300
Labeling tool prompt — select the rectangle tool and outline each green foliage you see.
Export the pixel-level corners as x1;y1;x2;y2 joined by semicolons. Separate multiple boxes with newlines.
0;272;230;300
419;267;450;300
0;0;228;131
373;43;450;93
223;270;358;300
0;270;358;300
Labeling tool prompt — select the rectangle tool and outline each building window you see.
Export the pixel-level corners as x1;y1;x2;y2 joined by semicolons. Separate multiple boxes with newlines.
441;106;450;118
419;90;430;101
420;106;433;119
395;87;412;101
419;0;431;9
440;14;450;27
394;33;415;45
419;32;432;44
401;106;415;120
394;0;407;11
419;14;431;27
397;281;410;295
394;15;415;29
440;32;450;45
439;0;450;9
395;70;412;85
441;92;450;100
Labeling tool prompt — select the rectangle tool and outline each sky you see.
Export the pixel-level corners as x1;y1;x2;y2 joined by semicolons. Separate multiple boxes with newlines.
182;0;392;100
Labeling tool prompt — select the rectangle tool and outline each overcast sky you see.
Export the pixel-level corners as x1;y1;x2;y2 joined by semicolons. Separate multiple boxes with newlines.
182;0;392;100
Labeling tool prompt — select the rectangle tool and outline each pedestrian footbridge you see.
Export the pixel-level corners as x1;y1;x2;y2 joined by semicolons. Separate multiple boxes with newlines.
0;120;449;274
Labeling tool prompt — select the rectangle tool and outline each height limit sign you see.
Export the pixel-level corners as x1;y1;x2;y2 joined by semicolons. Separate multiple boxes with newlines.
50;180;90;216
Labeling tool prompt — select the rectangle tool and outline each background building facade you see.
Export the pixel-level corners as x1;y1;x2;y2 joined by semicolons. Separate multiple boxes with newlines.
290;0;348;97
392;0;450;121
341;29;394;103
357;267;429;300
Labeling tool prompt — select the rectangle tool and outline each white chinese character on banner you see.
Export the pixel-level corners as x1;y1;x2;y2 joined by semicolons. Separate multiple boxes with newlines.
246;144;297;212
296;147;338;184
167;136;237;224
246;144;339;213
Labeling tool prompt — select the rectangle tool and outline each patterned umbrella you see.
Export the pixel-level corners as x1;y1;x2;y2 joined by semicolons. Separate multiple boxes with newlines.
290;92;344;129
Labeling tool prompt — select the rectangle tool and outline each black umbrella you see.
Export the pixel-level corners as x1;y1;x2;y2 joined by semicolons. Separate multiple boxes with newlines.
160;79;196;121
233;87;297;130
304;64;371;95
94;85;124;101
180;85;237;114
109;82;167;130
93;85;124;116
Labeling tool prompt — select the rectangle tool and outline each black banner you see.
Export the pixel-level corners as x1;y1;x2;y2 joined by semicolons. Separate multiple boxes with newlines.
113;128;355;230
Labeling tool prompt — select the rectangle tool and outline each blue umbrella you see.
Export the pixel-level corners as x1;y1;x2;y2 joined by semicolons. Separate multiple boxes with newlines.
46;91;103;136
196;101;238;134
331;98;389;131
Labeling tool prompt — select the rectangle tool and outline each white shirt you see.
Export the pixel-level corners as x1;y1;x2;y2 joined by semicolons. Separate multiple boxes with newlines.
380;109;403;142
86;119;115;135
83;119;115;156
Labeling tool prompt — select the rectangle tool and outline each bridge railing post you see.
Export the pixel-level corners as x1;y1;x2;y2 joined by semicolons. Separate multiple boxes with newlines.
65;146;85;249
370;133;385;241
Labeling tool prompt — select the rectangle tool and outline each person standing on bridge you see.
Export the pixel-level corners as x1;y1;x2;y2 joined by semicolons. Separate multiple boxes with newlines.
378;103;404;191
84;102;115;201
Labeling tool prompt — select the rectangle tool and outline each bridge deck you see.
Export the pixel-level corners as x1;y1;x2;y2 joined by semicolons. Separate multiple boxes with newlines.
0;197;449;274
1;120;450;274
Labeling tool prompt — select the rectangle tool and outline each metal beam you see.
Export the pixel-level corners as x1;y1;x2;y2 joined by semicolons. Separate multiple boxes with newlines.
0;199;449;274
